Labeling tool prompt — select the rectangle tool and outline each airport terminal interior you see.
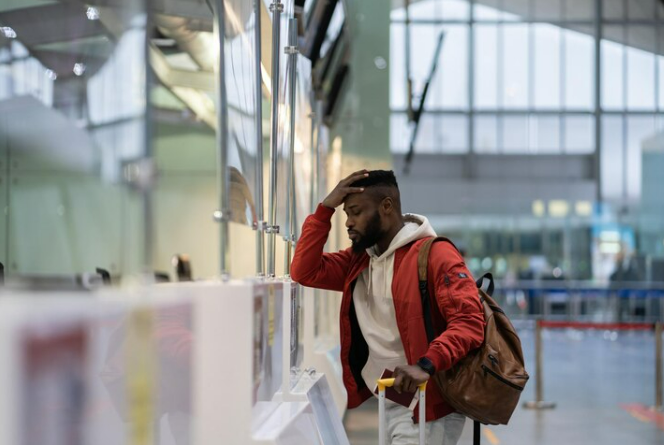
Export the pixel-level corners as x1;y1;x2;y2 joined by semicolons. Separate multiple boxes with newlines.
0;0;663;443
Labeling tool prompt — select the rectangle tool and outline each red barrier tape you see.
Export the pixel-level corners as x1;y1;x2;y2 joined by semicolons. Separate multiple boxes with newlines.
621;404;664;430
539;321;654;331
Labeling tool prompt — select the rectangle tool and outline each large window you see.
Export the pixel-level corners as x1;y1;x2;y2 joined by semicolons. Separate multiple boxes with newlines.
390;0;664;199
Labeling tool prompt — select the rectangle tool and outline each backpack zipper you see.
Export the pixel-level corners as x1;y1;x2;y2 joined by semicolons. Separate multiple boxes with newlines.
481;364;525;391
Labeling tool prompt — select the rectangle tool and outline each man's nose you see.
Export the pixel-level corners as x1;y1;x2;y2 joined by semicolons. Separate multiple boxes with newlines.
346;218;354;229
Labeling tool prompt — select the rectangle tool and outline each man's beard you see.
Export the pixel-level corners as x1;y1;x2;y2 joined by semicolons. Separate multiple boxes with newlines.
350;211;384;253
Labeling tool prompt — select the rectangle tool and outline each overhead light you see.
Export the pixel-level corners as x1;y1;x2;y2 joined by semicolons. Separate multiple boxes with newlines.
532;200;545;217
73;63;86;76
374;56;387;70
1;27;16;39
575;200;593;217
45;69;57;80
86;7;100;20
548;200;569;218
152;38;177;47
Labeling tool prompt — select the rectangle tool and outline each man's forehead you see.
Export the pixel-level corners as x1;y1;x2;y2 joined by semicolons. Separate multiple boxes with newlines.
343;192;369;209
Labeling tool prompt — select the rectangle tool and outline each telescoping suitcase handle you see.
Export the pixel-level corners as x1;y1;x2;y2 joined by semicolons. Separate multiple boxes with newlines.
377;378;427;445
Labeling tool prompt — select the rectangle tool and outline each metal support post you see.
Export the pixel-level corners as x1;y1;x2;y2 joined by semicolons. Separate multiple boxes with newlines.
594;0;602;202
267;0;283;277
212;0;230;278
309;97;317;214
284;17;298;277
523;319;557;410
138;15;155;274
405;0;413;122
254;0;266;277
314;99;323;205
466;0;475;180
655;321;663;410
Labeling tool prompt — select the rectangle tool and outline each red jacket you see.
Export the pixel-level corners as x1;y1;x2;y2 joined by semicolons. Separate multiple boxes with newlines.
291;204;485;422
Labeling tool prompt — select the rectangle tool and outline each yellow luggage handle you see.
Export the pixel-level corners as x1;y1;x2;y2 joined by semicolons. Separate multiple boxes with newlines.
376;377;427;392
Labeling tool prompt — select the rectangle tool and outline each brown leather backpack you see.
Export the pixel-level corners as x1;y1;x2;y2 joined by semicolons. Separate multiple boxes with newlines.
417;237;529;430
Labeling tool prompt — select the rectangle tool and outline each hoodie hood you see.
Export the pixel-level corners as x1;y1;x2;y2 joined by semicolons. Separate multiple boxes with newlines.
366;213;437;260
364;214;436;299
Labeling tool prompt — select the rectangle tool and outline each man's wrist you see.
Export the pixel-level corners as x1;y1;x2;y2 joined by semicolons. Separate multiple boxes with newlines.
417;357;436;376
313;203;335;221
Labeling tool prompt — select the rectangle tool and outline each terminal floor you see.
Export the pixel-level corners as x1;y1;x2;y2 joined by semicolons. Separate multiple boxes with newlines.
343;328;664;445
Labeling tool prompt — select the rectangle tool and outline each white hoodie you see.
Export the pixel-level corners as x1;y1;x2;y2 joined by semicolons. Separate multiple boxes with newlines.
353;214;437;393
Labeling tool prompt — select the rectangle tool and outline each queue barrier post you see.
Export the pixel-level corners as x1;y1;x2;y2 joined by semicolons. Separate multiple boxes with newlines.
523;318;557;410
655;321;662;411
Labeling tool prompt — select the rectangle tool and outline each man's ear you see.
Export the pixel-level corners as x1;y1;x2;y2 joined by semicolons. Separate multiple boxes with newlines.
381;197;394;215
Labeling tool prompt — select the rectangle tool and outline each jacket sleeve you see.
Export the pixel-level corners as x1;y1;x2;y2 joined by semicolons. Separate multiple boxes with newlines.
421;242;485;372
290;204;354;292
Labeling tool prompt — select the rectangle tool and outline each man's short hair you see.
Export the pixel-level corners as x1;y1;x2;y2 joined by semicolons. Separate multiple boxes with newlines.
349;170;399;190
349;170;401;211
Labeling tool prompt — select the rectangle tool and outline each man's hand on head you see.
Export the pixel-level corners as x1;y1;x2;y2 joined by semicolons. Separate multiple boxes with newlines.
321;170;369;209
393;365;430;394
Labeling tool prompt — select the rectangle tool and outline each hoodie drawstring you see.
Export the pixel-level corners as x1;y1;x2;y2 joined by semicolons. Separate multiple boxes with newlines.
366;257;373;298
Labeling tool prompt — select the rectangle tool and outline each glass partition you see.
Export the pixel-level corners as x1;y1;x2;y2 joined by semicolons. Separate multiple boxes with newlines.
149;1;219;278
0;1;148;279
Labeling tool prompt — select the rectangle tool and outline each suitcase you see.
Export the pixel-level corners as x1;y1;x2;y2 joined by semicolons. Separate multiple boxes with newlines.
377;378;428;445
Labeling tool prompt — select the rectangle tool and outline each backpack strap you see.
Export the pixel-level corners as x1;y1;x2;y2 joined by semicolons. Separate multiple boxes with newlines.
475;272;495;298
416;236;459;344
416;236;459;282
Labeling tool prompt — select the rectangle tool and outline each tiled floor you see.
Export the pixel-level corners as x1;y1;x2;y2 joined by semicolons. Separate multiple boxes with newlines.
344;328;664;444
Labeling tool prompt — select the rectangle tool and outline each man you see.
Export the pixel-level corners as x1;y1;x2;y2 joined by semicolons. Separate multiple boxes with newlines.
291;169;485;445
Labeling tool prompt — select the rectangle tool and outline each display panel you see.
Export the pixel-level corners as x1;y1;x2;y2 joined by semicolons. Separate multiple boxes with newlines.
22;322;87;445
255;281;284;402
